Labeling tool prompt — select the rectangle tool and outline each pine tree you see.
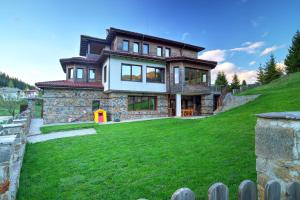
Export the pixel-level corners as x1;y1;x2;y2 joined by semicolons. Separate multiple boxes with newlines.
285;30;300;74
257;64;265;84
264;54;281;83
242;80;247;86
8;80;14;88
215;71;228;86
231;73;240;89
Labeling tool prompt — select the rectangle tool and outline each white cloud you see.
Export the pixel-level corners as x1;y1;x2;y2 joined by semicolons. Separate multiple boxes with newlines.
211;62;257;84
181;32;190;41
230;41;264;54
198;49;226;62
249;61;256;66
276;61;287;74
260;45;284;56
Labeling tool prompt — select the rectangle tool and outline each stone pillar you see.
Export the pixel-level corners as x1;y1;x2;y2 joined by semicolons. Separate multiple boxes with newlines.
26;98;38;118
201;94;213;115
176;94;181;117
255;112;300;200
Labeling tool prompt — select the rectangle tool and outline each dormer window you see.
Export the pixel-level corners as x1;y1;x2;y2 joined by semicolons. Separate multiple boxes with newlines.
77;68;84;79
67;68;74;79
165;48;171;57
133;42;139;53
122;40;129;51
157;46;162;57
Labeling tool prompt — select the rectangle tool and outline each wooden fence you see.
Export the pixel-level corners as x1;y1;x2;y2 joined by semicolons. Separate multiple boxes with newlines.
153;180;300;200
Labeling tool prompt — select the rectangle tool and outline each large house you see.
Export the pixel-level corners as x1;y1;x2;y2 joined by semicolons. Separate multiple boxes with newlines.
36;27;218;124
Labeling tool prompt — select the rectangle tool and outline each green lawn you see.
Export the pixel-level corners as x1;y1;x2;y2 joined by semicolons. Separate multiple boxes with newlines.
17;73;300;200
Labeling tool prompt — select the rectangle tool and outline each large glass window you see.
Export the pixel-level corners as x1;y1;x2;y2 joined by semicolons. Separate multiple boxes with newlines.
77;68;84;79
157;46;162;57
146;67;165;83
67;68;73;79
133;42;139;53
89;69;95;80
143;44;149;54
174;67;179;84
121;64;142;81
122;40;129;51
184;67;208;84
128;96;157;111
165;48;171;57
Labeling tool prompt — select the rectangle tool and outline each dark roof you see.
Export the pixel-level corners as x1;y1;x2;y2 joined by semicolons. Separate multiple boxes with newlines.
106;27;205;52
79;35;108;56
60;55;100;72
166;56;217;69
35;80;103;89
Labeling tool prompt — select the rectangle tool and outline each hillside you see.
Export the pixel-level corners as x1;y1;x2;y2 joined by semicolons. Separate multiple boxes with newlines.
18;73;300;200
0;71;34;90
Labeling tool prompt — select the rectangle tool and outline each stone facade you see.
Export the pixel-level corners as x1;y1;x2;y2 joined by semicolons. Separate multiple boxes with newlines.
42;89;169;124
255;112;300;200
201;94;214;115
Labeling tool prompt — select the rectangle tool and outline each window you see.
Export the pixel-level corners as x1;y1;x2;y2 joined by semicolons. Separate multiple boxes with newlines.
165;48;171;57
67;68;73;79
157;46;162;57
77;68;84;79
128;96;157;111
174;67;179;84
89;69;95;80
133;42;139;53
184;67;208;84
146;67;165;83
121;64;142;81
143;44;149;54
92;100;100;111
103;65;107;82
122;40;129;51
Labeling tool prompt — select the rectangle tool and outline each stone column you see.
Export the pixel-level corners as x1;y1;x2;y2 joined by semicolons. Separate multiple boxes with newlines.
201;94;213;115
255;112;300;200
176;94;181;117
26;98;38;118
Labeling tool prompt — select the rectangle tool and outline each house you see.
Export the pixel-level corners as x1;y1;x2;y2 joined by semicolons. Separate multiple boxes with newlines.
23;89;39;98
36;27;218;124
0;87;23;100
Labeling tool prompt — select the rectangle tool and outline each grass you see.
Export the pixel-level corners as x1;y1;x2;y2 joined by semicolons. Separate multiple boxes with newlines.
17;73;300;200
40;123;98;134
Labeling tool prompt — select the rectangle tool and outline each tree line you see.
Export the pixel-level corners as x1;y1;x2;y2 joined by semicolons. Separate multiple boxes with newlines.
0;71;34;90
215;30;300;88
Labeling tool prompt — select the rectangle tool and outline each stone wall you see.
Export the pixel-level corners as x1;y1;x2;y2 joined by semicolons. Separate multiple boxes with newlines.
201;94;214;115
255;112;300;200
0;110;31;200
43;89;109;124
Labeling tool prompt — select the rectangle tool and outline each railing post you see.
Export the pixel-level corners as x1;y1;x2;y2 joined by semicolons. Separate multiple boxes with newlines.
255;112;300;200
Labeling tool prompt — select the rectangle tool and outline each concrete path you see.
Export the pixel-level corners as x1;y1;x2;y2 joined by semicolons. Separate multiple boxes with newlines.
28;118;43;136
27;128;96;144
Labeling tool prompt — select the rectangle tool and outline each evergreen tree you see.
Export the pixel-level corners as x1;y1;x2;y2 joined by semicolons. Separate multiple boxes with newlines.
215;71;228;86
242;80;247;86
8;80;14;88
257;64;265;84
264;54;281;83
231;73;240;89
285;30;300;74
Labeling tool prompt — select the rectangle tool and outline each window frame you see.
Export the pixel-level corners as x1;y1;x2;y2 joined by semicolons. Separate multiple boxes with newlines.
127;96;157;111
146;66;165;83
67;68;74;79
184;67;208;85
133;42;140;53
103;65;107;83
121;63;143;82
88;68;96;80
165;47;171;57
76;68;84;79
156;46;163;57
122;40;129;51
173;67;180;84
143;43;149;55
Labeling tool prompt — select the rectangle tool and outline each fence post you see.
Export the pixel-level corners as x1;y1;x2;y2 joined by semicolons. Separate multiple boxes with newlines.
255;112;300;200
265;180;281;200
238;180;256;200
287;182;300;200
171;188;195;200
208;182;229;200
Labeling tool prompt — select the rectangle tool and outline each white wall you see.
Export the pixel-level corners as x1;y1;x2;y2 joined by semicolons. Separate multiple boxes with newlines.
106;56;167;93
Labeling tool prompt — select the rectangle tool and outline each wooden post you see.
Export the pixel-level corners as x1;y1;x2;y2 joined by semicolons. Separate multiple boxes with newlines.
287;182;300;200
208;182;229;200
171;188;195;200
265;180;280;200
238;180;256;200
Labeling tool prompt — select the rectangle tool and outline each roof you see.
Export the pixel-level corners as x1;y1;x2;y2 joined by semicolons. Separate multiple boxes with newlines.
166;56;217;69
35;80;103;90
106;27;205;52
60;55;100;72
79;35;108;56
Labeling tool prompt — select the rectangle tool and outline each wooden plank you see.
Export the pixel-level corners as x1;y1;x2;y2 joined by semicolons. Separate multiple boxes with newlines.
171;188;195;200
265;180;281;200
208;182;229;200
287;182;300;200
238;180;256;200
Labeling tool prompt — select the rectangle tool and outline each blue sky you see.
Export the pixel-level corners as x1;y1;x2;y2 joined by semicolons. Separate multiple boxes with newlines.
0;0;299;84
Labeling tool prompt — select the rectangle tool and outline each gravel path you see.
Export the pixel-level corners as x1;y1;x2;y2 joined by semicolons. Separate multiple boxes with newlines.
27;128;96;144
28;118;43;136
